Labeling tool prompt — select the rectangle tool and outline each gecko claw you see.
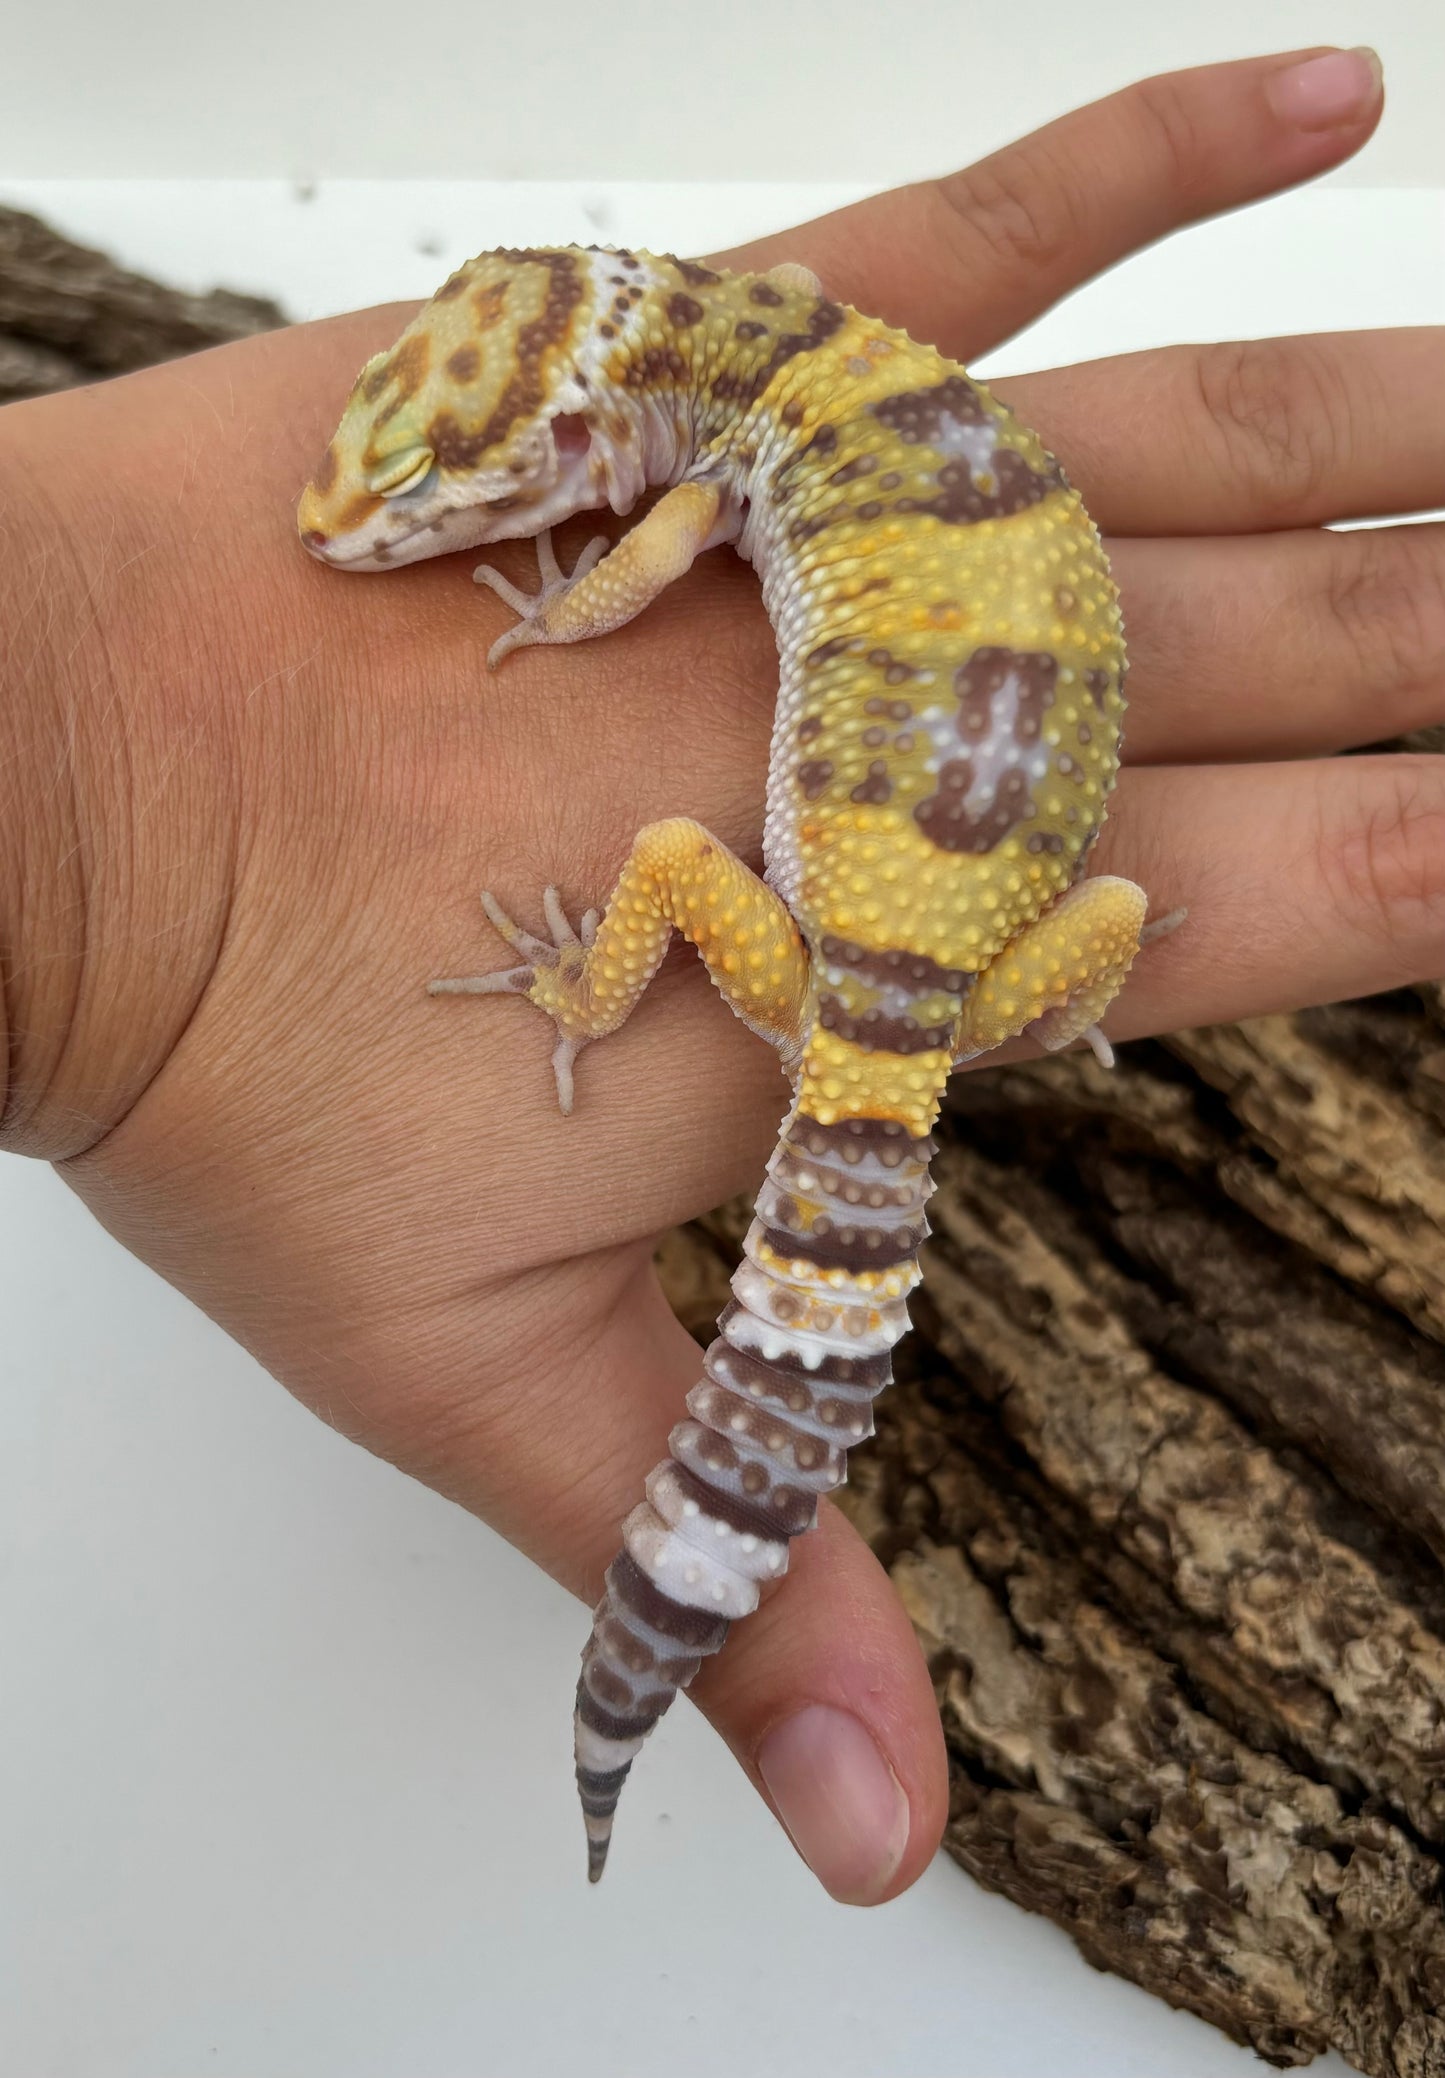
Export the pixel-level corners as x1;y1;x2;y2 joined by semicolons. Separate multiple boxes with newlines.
428;884;595;1114
426;965;535;998
551;1034;583;1116
476;528;612;670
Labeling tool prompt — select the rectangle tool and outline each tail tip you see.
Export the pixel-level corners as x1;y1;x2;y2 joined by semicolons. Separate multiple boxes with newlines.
587;1831;611;1884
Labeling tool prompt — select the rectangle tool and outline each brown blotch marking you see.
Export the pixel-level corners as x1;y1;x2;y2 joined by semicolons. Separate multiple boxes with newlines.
435;270;468;300
622;343;688;388
364;334;431;425
790;504;848;544
850;761;893;806
1084;667;1113;707
901;446;1063;526
818;938;970;994
865;648;917;687
473;279;511;330
425;250;584;468
668;292;704;327
670;1460;812;1544
912;646;1059;854
576;1684;669;1744
708;1328;888;1406
607;1551;728;1651
446;343;481;384
829;453;877;486
872;372;990;442
761;1217;924;1273
711;300;845;410
787;1117;937;1173
816;996;952;1056
797;759;834;799
672;257;720;287
750;281;784;306
879;471;903;490
310;443;338;496
956;647;1056;741
873;374;1065;525
599;322;616;339
797;714;823;743
806;635;854;668
1026;831;1067;854
735;319;768;341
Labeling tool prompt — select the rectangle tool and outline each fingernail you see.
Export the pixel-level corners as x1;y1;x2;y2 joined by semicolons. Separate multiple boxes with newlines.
1268;47;1382;131
758;1705;910;1905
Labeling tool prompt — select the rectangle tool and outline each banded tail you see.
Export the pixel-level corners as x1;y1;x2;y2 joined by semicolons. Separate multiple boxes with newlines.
574;1099;937;1880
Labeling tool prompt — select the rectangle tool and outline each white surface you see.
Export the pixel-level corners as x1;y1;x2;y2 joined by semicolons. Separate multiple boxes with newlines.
5;167;1443;2078
1;0;1442;183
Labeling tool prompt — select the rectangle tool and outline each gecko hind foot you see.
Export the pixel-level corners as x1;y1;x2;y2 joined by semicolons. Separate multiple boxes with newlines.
475;527;611;670
427;887;597;1114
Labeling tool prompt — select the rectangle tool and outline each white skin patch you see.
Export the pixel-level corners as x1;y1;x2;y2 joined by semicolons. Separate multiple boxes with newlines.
930;412;1000;485
917;662;1053;818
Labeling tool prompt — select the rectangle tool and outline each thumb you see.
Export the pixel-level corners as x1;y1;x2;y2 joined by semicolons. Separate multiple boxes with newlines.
691;1497;949;1906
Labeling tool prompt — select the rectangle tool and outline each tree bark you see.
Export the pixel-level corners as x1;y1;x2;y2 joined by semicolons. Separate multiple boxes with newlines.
0;205;283;403
8;199;1444;2075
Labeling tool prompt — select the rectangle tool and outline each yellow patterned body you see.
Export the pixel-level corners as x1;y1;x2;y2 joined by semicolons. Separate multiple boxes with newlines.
300;248;1149;1880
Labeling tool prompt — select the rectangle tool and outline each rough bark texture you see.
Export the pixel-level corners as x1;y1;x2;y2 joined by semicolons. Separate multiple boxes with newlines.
0;205;284;403
661;921;1445;2073
9;200;1445;2075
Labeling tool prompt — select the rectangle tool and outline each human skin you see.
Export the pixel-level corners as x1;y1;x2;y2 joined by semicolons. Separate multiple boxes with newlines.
3;47;1443;1907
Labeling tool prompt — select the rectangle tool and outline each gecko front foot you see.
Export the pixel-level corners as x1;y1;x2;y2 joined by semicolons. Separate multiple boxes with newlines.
427;887;601;1114
475;527;611;670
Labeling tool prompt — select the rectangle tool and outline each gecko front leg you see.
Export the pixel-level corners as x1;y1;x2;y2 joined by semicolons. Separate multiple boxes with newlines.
428;817;811;1113
477;479;729;669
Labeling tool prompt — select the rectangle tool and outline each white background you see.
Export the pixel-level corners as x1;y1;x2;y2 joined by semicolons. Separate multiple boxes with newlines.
4;9;1444;2076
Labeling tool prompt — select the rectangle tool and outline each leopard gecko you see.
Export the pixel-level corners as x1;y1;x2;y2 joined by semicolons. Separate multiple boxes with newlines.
298;244;1154;1883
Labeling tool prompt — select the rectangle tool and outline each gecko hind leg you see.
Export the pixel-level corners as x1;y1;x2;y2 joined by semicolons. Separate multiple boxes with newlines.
952;875;1155;1067
429;818;811;1114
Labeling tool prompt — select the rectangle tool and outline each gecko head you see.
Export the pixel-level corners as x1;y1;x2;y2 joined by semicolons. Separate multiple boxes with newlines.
298;248;643;572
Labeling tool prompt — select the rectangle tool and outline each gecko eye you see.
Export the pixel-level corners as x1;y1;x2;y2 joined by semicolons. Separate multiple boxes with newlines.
368;446;437;497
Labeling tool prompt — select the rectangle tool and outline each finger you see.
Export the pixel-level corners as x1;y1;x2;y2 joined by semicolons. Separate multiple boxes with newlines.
1006;329;1445;535
721;48;1384;360
404;1263;948;1905
1111;523;1445;764
1088;753;1445;1044
691;1499;947;1906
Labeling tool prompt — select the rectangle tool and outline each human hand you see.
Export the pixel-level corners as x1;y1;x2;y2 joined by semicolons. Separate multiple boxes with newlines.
5;46;1438;1907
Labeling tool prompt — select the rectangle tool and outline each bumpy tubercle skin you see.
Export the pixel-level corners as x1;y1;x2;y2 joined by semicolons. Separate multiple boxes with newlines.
299;245;1149;1882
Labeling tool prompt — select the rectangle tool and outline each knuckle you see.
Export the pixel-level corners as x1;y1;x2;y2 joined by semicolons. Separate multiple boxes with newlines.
1317;756;1445;953
931;145;1087;281
1126;70;1209;200
1192;338;1347;520
1325;526;1445;707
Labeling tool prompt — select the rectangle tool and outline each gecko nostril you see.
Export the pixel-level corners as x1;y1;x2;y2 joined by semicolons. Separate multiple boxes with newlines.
302;529;331;554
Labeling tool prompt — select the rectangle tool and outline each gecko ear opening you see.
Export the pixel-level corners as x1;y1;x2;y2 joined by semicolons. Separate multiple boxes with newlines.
551;413;592;461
